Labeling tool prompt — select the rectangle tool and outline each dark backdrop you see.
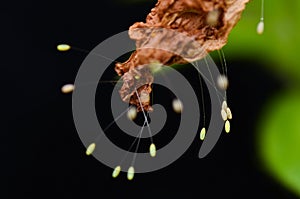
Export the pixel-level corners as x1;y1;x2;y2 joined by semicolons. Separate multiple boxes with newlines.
1;0;297;198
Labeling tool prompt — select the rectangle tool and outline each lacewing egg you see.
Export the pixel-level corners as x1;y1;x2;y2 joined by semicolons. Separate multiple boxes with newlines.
86;143;96;156
200;127;206;141
222;100;227;110
61;84;74;94
57;44;71;51
172;99;183;113
217;75;229;90
226;107;232;120
225;120;230;133
257;21;264;35
149;143;156;157
221;109;228;121
127;106;137;121
127;166;135;180
112;166;121;178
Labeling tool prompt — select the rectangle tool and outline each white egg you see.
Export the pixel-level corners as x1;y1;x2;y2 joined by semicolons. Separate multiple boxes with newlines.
61;84;74;94
172;99;183;113
127;106;137;121
257;21;264;35
221;109;228;121
217;75;229;90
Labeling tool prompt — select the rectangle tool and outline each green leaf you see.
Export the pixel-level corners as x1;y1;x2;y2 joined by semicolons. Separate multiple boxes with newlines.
257;91;300;196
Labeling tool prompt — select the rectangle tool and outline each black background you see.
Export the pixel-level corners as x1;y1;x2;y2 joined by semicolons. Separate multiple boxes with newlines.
2;0;298;198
